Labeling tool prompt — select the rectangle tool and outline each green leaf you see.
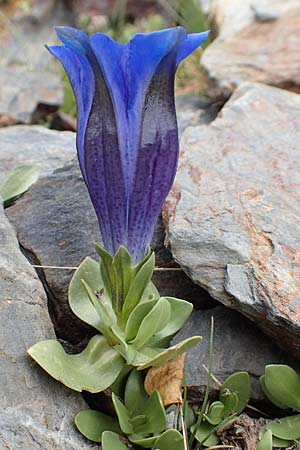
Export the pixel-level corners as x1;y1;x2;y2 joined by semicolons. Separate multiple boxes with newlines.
135;336;202;370
125;299;158;341
151;429;184;450
68;257;115;333
113;246;134;303
129;434;158;448
0;164;39;207
190;422;219;447
74;410;120;442
257;429;272;450
102;431;129;450
141;281;159;302
260;375;289;410
204;401;224;425
112;393;134;435
220;372;250;415
272;436;292;448
221;392;238;417
81;279;118;344
121;252;155;323
147;297;193;346
264;365;300;411
28;335;124;392
95;244;118;310
142;390;167;434
264;414;300;440
130;297;171;349
124;370;148;415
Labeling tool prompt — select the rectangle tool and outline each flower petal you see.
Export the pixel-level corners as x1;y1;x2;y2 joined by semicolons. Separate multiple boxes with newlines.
46;44;94;182
176;30;210;65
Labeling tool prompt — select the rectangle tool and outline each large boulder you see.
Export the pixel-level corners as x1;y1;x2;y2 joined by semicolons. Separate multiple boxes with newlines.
202;0;300;100
164;82;300;357
0;204;96;449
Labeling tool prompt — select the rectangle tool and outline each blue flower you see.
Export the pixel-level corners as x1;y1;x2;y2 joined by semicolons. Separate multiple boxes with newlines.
48;27;209;263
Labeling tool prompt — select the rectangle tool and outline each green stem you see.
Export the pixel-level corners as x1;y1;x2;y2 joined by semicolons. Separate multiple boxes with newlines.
189;316;214;448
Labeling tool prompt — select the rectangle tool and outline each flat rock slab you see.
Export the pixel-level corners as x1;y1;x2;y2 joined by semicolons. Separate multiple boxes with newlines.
164;82;300;357
0;204;96;449
173;306;297;400
202;2;300;100
7;159;211;345
0;125;76;179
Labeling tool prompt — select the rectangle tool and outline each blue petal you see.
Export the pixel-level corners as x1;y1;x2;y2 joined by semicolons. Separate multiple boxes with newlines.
176;30;210;65
46;44;94;182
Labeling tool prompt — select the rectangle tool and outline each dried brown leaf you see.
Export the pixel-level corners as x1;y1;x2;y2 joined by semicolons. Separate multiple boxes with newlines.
144;353;185;406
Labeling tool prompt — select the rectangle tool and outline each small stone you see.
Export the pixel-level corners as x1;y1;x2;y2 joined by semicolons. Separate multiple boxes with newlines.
165;82;300;357
0;204;96;449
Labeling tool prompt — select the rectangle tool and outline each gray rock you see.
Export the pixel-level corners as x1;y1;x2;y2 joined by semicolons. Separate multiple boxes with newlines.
164;82;300;357
202;0;300;100
0;0;71;124
175;95;218;137
7;159;211;345
173;306;297;400
0;204;96;449
0;125;76;180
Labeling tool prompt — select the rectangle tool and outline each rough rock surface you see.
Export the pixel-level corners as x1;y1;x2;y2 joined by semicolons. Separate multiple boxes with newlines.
0;0;69;124
7;159;212;345
175;95;218;137
202;0;300;100
0;204;96;449
173;306;297;400
0;125;76;179
164;82;300;357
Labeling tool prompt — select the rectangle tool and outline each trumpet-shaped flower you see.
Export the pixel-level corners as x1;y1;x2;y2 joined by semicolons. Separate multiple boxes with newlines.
47;26;209;263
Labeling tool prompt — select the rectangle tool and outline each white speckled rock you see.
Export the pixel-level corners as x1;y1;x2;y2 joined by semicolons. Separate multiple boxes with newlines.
164;82;300;357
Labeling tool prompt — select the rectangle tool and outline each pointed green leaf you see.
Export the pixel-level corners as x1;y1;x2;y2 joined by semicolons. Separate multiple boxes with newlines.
69;257;115;332
260;375;288;410
0;164;39;207
264;365;300;411
136;336;202;370
75;410;120;442
125;299;158;341
148;297;193;346
28;335;124;392
124;370;148;415
122;253;155;323
204;401;224;425
151;429;184;450
95;244;118;308
264;414;300;440
112;393;134;435
81;279;117;344
142;390;167;434
131;297;171;349
102;431;129;450
220;372;250;414
257;429;272;450
190;422;219;447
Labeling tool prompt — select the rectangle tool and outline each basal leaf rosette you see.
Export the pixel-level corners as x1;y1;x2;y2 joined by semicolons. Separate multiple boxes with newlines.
28;247;201;392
